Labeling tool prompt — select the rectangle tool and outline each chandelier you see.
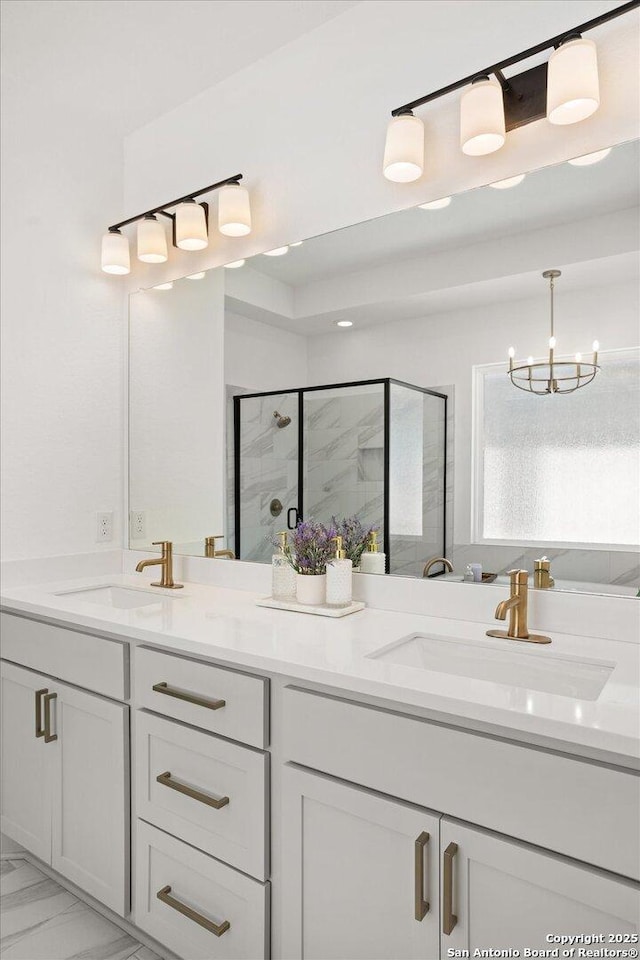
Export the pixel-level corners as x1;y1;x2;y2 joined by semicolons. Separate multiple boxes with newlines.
507;270;600;395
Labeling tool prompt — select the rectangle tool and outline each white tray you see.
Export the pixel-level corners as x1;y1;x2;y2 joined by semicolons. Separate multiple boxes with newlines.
255;597;365;618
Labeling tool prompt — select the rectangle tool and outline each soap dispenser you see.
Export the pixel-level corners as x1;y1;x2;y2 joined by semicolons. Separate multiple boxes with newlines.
359;530;386;575
326;535;353;608
272;531;296;600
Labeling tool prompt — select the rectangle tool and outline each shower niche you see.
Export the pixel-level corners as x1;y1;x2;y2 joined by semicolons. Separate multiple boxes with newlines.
231;379;447;576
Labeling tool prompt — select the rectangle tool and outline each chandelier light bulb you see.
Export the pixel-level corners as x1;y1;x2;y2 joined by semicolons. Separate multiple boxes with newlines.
101;229;130;275
218;183;252;237
547;37;599;126
568;147;611;166
460;76;506;156
225;259;246;269
383;113;425;182
419;197;452;210
186;272;206;280
137;215;168;264
489;174;526;190
264;246;289;257
175;200;208;251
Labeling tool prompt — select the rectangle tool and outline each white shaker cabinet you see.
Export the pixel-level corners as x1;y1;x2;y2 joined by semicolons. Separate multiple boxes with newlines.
0;659;129;916
440;818;640;951
281;764;441;960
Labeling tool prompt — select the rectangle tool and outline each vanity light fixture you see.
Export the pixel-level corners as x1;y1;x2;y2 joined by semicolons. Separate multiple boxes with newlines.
185;272;206;280
101;173;251;275
263;246;289;257
383;1;638;181
568;147;612;165
419;196;452;209
489;174;526;189
224;259;246;269
507;270;600;395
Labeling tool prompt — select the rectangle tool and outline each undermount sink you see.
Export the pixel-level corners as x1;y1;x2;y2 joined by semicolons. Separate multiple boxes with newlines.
54;585;171;610
368;633;614;700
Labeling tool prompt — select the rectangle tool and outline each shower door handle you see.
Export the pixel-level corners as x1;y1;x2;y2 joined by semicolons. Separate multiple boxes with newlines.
287;507;300;529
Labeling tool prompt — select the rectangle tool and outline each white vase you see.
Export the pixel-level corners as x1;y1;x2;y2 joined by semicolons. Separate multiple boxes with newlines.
296;573;326;605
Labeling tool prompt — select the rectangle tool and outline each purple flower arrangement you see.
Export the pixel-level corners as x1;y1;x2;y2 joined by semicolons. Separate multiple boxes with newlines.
274;515;374;575
331;515;375;568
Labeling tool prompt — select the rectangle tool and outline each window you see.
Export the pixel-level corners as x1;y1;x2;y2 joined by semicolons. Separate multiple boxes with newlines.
473;349;640;548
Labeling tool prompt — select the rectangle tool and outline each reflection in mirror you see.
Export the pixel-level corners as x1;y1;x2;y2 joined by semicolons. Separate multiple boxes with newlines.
129;139;639;597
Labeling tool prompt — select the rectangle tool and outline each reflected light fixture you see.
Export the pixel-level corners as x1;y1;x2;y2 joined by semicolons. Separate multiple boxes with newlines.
225;259;246;269
264;246;289;256
101;229;130;275
153;282;174;291
186;272;206;280
384;1;637;180
507;270;600;394
290;241;304;247
336;320;353;327
489;174;526;189
419;196;452;210
568;147;612;166
137;215;168;263
101;173;251;275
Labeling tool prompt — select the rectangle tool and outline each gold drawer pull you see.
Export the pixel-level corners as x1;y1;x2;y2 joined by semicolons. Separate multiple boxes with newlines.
442;841;458;935
35;688;48;738
414;831;430;920
152;682;225;711
156;885;230;937
43;692;57;743
156;771;230;809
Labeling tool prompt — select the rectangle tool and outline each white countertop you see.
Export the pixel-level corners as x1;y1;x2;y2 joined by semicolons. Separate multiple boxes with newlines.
2;574;639;769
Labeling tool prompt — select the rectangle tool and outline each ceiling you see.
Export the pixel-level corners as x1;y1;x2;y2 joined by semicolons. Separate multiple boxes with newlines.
0;0;358;136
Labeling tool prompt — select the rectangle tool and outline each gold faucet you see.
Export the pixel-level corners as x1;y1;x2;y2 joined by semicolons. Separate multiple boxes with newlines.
534;556;555;589
204;535;235;559
423;557;454;578
486;570;550;644
135;541;183;589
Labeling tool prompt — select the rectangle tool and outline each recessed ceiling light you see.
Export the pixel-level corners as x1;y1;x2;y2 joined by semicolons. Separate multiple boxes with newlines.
568;147;611;166
336;320;353;328
225;259;246;269
186;272;206;280
290;241;303;247
263;246;289;256
153;282;173;290
419;196;452;210
489;174;526;190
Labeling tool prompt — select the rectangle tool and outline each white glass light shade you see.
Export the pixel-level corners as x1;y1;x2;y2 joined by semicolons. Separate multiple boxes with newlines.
137;216;168;263
419;196;451;210
460;78;505;156
218;183;252;237
568;147;611;166
225;259;246;269
489;174;526;189
547;38;599;126
175;201;208;250
101;230;130;275
383;113;424;182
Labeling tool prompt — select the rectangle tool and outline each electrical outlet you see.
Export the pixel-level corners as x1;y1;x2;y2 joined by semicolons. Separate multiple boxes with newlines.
131;511;145;538
96;512;113;542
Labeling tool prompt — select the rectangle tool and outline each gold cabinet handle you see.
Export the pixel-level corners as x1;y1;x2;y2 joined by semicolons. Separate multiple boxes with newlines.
156;771;230;809
35;688;48;738
43;692;57;743
442;841;458;935
156;885;230;937
152;682;225;711
414;831;430;920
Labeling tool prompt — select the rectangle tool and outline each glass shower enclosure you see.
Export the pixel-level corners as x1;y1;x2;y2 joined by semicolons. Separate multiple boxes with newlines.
232;379;447;576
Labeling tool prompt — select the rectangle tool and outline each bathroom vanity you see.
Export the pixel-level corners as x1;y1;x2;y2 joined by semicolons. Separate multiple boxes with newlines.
1;570;639;959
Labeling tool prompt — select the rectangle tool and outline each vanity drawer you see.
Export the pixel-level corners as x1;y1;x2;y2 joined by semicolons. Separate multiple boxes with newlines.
135;819;269;960
135;646;268;748
136;711;268;879
0;612;127;700
283;685;640;881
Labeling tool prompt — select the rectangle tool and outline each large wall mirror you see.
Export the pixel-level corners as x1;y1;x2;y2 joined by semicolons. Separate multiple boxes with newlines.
129;139;639;598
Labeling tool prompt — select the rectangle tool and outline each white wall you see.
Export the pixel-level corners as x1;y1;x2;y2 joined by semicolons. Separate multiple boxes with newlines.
1;62;124;561
225;310;308;392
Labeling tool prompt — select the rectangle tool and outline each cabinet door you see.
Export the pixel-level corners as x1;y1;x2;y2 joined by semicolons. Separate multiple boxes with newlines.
281;764;440;960
50;680;129;916
441;818;640;951
0;660;54;862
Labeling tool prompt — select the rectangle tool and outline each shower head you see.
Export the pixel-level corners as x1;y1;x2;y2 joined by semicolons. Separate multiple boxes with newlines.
273;410;291;428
